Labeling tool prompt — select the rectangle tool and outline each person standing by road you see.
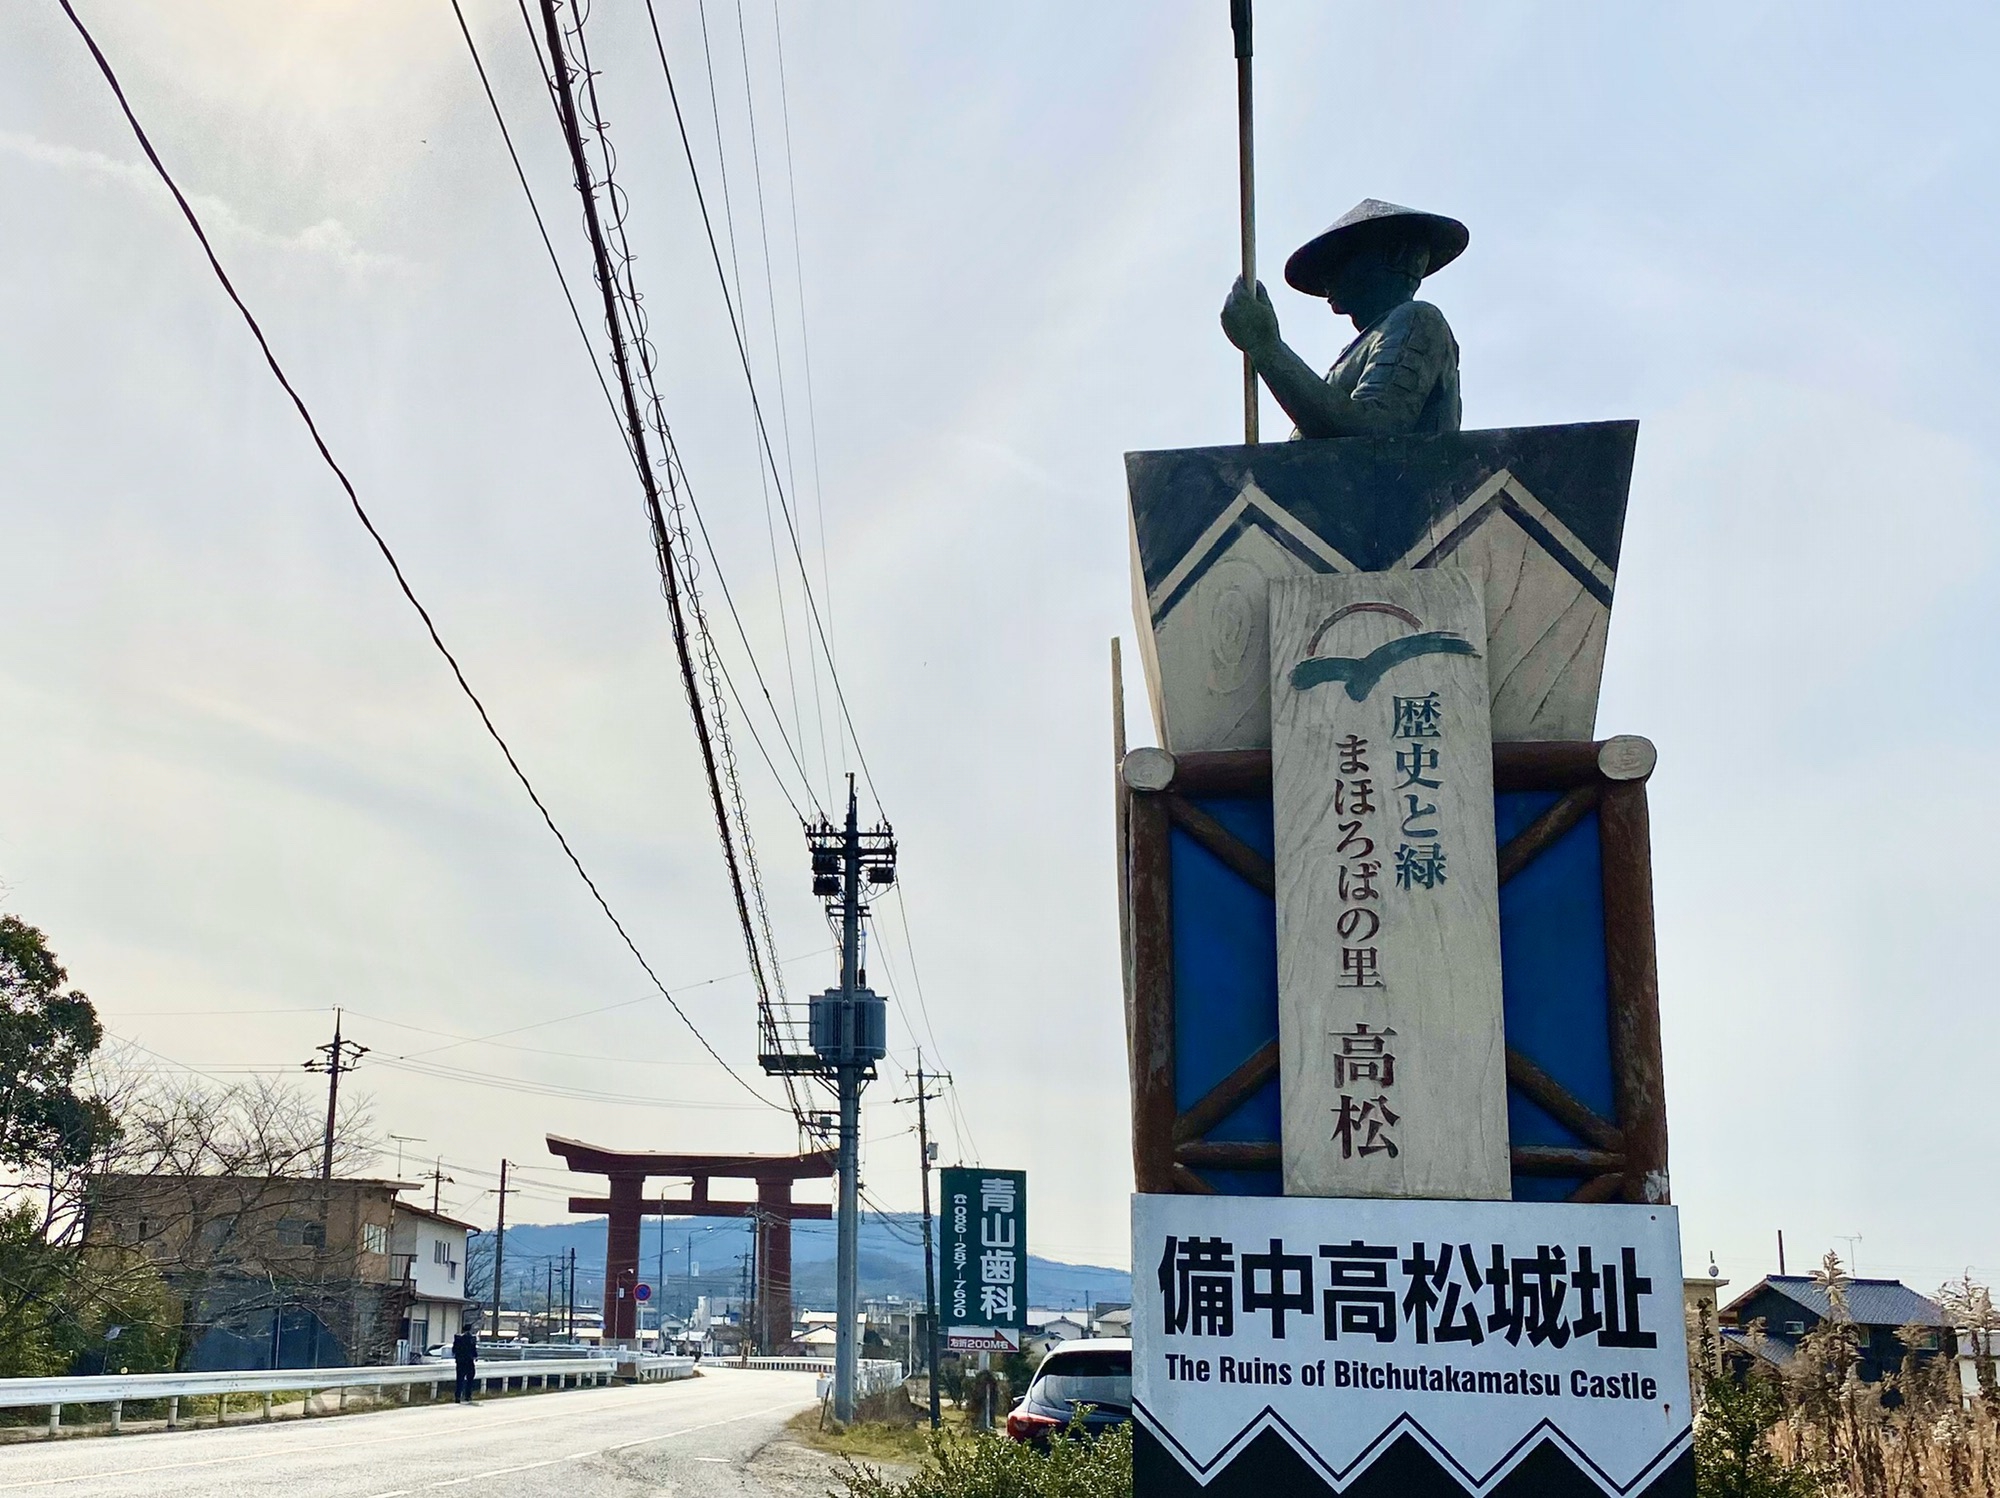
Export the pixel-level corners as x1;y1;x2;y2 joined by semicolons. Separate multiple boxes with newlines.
452;1326;478;1403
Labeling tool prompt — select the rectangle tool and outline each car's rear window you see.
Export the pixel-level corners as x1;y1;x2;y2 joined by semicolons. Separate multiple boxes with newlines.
1035;1349;1131;1409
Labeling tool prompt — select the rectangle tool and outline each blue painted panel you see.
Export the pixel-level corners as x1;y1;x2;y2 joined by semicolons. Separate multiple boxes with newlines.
1170;798;1278;1148
1495;791;1611;1177
1495;790;1612;1198
1166;787;1616;1201
1193;1168;1284;1196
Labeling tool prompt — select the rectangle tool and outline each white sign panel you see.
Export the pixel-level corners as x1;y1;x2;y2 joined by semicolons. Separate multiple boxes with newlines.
1133;1194;1690;1497
947;1327;1021;1353
1269;570;1510;1200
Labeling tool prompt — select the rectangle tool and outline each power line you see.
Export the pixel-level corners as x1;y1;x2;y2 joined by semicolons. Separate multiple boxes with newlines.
767;0;845;785
858;912;919;1043
858;1189;925;1248
446;0;630;462
879;886;979;1164
725;0;829;809
374;1056;772;1111
99;1007;329;1019
464;0;828;825
641;0;888;814
56;0;778;1114
694;0;810;808
103;1034;257;1092
344;942;831;1060
536;0;805;1126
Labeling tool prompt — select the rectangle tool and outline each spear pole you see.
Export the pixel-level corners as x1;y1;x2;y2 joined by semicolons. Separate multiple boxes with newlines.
1232;0;1258;444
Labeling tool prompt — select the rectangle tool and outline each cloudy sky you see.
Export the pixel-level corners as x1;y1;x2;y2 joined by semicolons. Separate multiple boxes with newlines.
4;0;1998;1288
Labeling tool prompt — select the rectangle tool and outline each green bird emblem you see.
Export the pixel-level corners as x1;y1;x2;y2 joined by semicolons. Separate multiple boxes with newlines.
1290;630;1479;701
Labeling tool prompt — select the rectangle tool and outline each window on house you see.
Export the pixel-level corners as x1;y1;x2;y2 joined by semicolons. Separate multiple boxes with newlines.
276;1218;325;1249
1785;1320;1805;1335
198;1215;238;1252
363;1223;388;1256
435;1241;451;1265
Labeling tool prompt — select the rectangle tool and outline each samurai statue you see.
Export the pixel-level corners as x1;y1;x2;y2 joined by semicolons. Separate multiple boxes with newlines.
1221;198;1467;439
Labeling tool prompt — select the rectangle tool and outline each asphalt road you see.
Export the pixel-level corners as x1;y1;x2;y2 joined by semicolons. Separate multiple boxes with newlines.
0;1367;829;1498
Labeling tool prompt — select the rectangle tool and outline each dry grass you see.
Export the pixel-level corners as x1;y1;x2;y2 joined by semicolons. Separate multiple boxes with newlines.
785;1399;969;1466
1696;1257;2000;1497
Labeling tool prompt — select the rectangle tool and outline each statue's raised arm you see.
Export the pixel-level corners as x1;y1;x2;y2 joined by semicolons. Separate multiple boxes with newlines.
1220;199;1466;440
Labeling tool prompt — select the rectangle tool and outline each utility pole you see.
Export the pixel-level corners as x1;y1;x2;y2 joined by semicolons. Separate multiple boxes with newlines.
567;1246;577;1339
656;1220;667;1351
745;1213;759;1357
427;1158;454;1216
545;1260;555;1341
783;778;894;1421
302;1009;368;1181
835;784;861;1421
490;1160;510;1337
896;1052;948;1429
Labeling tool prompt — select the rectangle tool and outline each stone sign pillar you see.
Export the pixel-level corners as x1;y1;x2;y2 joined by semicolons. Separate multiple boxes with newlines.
1269;567;1510;1200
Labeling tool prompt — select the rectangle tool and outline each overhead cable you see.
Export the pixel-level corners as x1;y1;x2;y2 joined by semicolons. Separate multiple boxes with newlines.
466;0;827;824
641;0;889;814
724;0;830;806
57;0;778;1114
534;0;803;1121
767;0;846;784
375;1056;769;1111
693;0;811;804
447;0;632;464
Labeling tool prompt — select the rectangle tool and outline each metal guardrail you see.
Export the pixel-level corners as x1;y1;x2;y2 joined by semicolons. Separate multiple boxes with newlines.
616;1355;696;1384
745;1358;907;1402
461;1342;607;1361
0;1354;694;1438
854;1361;907;1399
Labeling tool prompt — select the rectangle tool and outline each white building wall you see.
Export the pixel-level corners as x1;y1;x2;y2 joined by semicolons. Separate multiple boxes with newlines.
392;1212;468;1301
391;1206;469;1356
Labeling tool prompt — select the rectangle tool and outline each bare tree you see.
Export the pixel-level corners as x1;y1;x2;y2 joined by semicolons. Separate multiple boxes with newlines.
52;1058;383;1369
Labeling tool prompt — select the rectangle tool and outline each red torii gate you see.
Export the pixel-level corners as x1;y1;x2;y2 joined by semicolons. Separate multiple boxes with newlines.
548;1135;835;1350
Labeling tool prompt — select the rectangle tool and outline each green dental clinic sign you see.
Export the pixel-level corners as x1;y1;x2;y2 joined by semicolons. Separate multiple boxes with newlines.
940;1167;1026;1352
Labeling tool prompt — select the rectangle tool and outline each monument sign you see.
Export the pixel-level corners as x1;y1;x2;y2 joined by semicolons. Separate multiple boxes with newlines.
1133;1195;1691;1496
1270;570;1509;1200
1118;163;1687;1491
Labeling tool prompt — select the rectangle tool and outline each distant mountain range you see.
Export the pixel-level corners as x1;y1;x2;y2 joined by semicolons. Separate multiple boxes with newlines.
482;1212;1131;1316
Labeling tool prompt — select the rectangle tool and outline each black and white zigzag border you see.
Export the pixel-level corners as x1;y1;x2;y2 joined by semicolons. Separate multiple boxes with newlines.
1134;1398;1691;1496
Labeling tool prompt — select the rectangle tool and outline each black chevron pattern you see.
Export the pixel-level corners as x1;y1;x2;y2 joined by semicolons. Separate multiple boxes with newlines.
1136;1423;1694;1498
